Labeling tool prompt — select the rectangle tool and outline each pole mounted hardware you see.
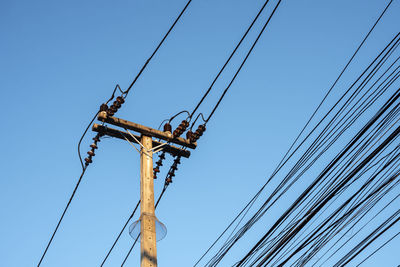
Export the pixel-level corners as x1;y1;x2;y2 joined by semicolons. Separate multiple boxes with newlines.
92;111;197;267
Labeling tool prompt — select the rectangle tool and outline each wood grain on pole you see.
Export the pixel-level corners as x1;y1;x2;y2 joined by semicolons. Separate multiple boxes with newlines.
97;111;197;149
140;135;157;267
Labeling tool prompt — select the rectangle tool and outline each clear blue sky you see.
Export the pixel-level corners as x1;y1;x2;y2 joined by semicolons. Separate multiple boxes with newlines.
1;0;399;266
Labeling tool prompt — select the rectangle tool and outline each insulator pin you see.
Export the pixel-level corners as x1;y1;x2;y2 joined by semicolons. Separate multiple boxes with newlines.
110;106;118;113
156;160;163;166
100;104;108;112
186;130;193;140
90;143;98;149
164;123;172;133
153;151;166;179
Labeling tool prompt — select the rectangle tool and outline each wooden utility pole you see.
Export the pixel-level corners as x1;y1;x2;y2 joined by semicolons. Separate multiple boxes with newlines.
93;111;196;266
140;135;157;267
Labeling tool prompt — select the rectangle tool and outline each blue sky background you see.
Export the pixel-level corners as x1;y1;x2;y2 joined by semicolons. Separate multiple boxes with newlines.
1;0;399;266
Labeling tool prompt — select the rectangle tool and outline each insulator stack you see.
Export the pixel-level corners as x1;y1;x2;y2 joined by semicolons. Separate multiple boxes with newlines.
163;123;172;133
173;120;189;138
153;151;166;179
107;96;125;117
189;124;206;143
186;130;193;140
165;156;181;185
85;133;103;166
100;103;108;112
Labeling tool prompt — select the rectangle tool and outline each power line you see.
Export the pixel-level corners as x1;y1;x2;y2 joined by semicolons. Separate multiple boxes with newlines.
205;0;282;123
38;167;88;266
188;0;273;121
201;31;400;266
100;200;140;267
122;0;193;97
356;230;400;266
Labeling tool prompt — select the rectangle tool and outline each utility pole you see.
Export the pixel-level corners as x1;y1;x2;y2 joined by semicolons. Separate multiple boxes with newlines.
140;135;157;266
93;111;196;267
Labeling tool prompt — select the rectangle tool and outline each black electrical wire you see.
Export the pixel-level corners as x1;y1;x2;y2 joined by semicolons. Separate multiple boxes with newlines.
204;33;400;266
282;69;400;266
241;33;400;262
291;124;400;265
212;31;400;265
356;230;400;266
247;95;400;266
247;86;400;266
270;0;394;172
201;16;396;266
120;234;140;267
335;209;400;266
38;167;89;266
272;143;400;266
274;155;400;266
100;200;140;267
122;0;193;97
248;133;400;266
219;89;400;266
119;154;182;266
39;82;128;266
252;104;400;266
317;189;400;266
78;84;123;170
193;182;269;266
205;0;282;123
187;8;396;266
227;67;398;266
188;0;272;121
120;183;170;267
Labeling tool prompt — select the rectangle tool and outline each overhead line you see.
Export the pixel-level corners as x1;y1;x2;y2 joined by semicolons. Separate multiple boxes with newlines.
123;0;193;97
38;168;88;266
205;0;282;123
188;0;272;120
